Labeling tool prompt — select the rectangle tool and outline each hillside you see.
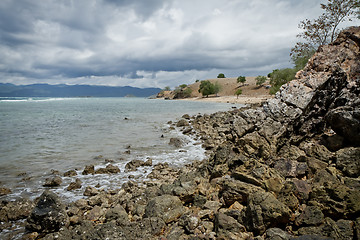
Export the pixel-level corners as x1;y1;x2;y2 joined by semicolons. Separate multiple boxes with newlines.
158;77;272;104
0;83;161;98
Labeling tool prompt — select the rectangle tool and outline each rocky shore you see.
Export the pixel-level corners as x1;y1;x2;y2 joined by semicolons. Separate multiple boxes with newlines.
1;27;360;240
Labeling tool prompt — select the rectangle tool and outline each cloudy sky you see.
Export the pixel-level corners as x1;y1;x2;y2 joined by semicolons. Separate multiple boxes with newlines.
0;0;358;88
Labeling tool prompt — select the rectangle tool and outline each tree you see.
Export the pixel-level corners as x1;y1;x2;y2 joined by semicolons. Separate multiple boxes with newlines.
163;86;171;91
237;76;246;86
268;68;298;94
217;73;226;78
255;76;267;86
291;0;358;60
198;80;221;97
235;88;242;99
174;84;192;98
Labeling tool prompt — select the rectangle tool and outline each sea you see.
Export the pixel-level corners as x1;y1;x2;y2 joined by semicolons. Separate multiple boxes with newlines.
0;97;242;202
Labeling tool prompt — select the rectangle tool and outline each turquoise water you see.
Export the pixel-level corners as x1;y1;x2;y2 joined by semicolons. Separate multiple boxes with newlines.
0;97;240;201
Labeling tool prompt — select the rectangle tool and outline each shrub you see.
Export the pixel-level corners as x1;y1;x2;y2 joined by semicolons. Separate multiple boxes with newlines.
255;76;267;86
198;80;221;97
235;88;242;98
217;73;226;78
237;76;246;85
268;68;297;94
174;84;192;98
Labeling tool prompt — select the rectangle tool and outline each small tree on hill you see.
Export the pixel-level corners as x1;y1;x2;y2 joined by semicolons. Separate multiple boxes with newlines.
256;76;267;87
235;88;242;99
198;80;220;97
217;73;226;78
237;76;246;86
163;86;171;91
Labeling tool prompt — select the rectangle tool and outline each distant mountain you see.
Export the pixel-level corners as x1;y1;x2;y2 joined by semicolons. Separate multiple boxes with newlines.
0;83;161;97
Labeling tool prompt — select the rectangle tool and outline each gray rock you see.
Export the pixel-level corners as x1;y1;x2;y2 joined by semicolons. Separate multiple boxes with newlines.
295;206;324;226
169;137;184;148
266;228;292;240
26;190;69;233
215;212;247;239
105;205;129;226
144;195;185;223
245;191;291;235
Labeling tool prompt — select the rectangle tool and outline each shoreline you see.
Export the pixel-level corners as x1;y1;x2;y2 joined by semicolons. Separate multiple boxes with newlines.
161;94;273;104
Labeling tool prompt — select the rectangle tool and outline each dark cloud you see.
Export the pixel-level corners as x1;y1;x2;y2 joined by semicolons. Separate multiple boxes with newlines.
0;0;358;88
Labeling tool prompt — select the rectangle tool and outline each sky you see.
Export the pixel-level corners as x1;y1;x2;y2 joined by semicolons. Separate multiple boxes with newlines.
0;0;358;88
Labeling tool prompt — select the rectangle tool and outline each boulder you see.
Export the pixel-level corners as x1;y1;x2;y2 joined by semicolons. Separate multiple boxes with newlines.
63;170;77;177
82;165;95;175
144;195;185;223
125;159;151;172
84;186;99;196
105;205;129;226
66;178;82;191
335;147;360;177
43;176;62;187
169;137;184;148
26;190;69;233
0;198;34;222
176;119;190;127
295;206;324;227
244;191;291;235
214;212;247;239
95;164;120;174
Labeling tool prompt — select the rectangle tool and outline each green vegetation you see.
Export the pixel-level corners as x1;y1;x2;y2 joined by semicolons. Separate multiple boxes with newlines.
235;88;242;99
163;86;171;91
198;80;221;97
255;76;267;87
237;76;246;86
195;79;200;83
217;73;226;78
291;0;358;61
174;84;192;98
268;68;298;94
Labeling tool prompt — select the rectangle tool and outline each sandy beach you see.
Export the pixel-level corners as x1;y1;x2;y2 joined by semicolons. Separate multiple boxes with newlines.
178;94;273;104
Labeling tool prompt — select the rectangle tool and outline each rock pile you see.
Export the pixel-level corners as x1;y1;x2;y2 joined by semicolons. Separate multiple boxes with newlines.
1;27;359;239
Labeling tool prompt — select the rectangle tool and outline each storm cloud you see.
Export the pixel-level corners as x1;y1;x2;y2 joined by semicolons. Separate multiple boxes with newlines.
0;0;357;88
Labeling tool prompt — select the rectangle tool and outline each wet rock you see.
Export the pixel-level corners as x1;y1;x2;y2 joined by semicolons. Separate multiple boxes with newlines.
43;176;62;187
144;195;185;223
66;178;82;191
95;164;120;174
0;187;11;196
125;159;151;172
26;190;69;233
63;170;77;177
176;119;190;127
82;165;95;175
179;213;200;233
169;137;184;148
0;198;34;222
83;186;99;196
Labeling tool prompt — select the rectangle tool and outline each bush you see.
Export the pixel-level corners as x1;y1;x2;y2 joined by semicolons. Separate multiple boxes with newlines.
235;88;242;98
217;73;226;78
268;68;297;94
237;76;246;85
255;76;267;86
174;84;192;98
198;81;221;97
